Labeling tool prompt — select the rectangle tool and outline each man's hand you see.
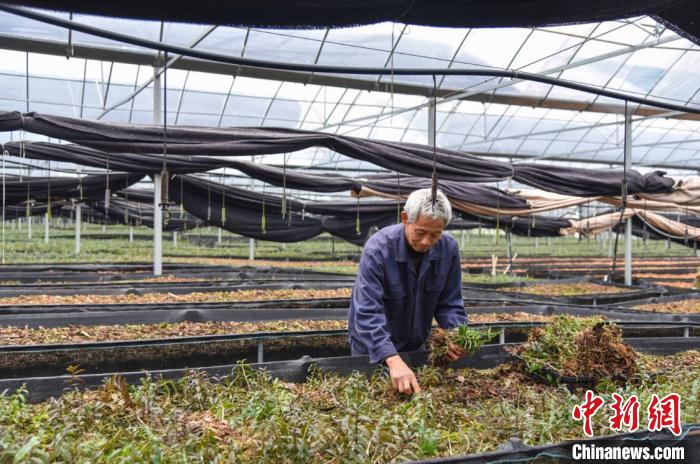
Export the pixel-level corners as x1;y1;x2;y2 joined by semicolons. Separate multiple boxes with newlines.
385;355;421;395
446;343;467;362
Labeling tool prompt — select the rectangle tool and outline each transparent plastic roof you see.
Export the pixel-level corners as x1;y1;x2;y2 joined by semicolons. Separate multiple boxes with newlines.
0;8;698;178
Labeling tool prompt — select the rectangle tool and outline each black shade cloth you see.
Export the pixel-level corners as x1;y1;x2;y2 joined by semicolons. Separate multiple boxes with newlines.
358;174;530;209
168;174;397;244
2;138;676;199
0;112;513;182
0;172;142;205
0;202;65;219
5;1;693;44
512;164;674;196
4;141;231;174
453;212;572;237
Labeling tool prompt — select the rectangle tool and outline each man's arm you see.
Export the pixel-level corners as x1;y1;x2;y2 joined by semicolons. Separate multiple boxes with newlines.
353;249;421;394
352;249;398;364
434;250;468;329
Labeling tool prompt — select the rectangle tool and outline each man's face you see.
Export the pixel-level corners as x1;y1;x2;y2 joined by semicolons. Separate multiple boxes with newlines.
401;210;446;253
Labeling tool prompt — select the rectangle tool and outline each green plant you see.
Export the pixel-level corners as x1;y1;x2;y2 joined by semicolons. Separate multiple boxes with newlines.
427;325;498;366
512;316;637;383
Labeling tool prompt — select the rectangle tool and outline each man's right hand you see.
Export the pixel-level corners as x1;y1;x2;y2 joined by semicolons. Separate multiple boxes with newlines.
385;355;421;395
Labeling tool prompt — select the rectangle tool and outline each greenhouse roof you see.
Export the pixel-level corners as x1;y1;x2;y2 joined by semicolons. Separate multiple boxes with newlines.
0;5;698;176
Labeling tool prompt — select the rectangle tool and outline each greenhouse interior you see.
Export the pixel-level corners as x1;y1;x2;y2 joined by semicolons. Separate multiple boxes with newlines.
0;1;698;462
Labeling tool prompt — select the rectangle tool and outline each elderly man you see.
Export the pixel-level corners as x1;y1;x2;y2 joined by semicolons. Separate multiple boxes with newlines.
349;188;468;395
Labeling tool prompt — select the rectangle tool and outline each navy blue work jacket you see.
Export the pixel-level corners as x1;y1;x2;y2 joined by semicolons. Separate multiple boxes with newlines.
348;223;467;363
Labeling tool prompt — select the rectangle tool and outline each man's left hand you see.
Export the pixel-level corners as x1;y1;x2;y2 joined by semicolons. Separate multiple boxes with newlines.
446;343;467;362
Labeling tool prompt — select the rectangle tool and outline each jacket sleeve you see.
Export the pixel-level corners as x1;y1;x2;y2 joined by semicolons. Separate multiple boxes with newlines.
434;247;468;329
351;249;398;364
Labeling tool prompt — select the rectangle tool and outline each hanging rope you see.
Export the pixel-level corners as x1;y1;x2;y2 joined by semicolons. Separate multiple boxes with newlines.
179;176;184;218
160;51;170;225
207;172;212;222
684;201;689;246
77;165;83;200
281;153;287;219
2;146;6;264
46;160;52;220
220;171;226;225
495;180;500;246
104;154;110;212
355;195;361;236
124;174;129;224
430;74;438;209
642;199;647;248
18;122;25;183
261;183;267;234
25;164;31;220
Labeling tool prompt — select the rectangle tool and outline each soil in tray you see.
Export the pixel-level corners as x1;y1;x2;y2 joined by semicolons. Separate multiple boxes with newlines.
0;287;353;306
0;314;562;346
633;299;700;314
0;320;349;345
0;350;696;463
0;335;352;378
506;282;631;296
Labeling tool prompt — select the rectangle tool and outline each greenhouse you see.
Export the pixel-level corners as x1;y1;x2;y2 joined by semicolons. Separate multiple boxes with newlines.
0;1;698;462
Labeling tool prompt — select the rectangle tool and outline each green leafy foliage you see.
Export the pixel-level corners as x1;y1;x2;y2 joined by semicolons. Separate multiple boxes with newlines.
0;351;697;463
427;325;498;366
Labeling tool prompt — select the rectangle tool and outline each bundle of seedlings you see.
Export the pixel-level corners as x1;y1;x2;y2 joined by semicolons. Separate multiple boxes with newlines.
427;325;498;366
510;315;638;384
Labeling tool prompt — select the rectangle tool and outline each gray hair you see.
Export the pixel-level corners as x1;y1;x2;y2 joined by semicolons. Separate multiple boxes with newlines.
403;188;452;224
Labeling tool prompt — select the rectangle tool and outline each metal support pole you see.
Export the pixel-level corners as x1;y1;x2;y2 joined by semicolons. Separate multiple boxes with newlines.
499;329;505;345
217;227;222;244
506;229;513;274
44;213;49;243
173;231;177;247
28;216;32;239
153;65;163;277
257;341;264;363
153;173;163;276
74;204;81;254
249;238;255;261
624;108;633;286
129;226;133;243
17;217;21;231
